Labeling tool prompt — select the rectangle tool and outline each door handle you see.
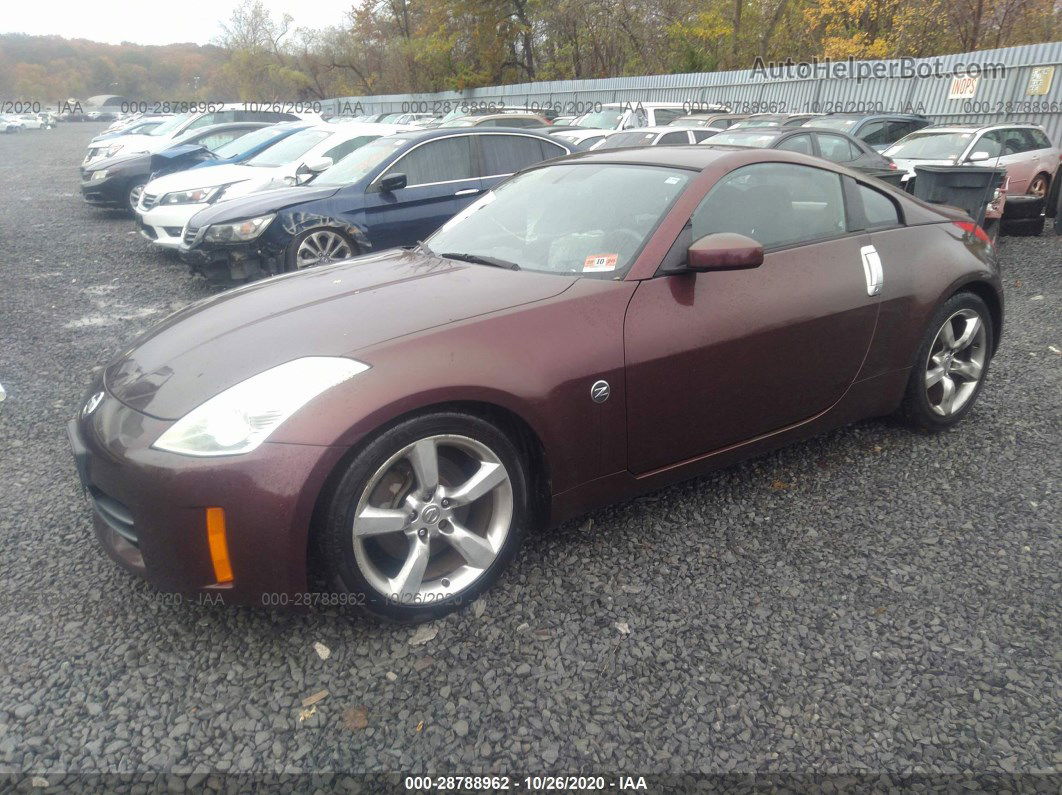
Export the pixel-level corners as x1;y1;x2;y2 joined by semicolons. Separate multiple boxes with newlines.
454;188;481;196
860;245;883;296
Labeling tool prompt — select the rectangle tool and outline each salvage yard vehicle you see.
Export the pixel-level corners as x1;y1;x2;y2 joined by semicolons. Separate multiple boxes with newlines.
91;115;173;141
80;122;274;212
885;123;1060;198
730;113;821;128
548;128;613;151
592;125;719;149
81;105;313;166
178;128;573;282
803;113;931;151
0;115;24;132
439;113;552;128
702;127;896;175
70;146;1002;622
667;113;749;130
573;102;690;130
136;123;408;249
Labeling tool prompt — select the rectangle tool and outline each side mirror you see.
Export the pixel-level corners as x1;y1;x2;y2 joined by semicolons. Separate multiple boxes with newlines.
305;156;333;172
968;151;991;163
686;233;764;271
379;172;408;192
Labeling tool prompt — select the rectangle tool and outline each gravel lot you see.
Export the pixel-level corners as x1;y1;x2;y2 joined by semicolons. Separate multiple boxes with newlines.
0;123;1058;789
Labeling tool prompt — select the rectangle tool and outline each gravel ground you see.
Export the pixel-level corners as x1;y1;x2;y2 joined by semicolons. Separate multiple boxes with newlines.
0;124;1058;789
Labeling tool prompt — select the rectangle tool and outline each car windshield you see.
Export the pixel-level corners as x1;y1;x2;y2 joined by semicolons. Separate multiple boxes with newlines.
147;113;191;136
245;129;332;167
440;118;478;127
313;136;409;186
730;117;784;128
574;109;625;129
426;163;691;278
886;131;974;159
597;131;658;148
705;131;778;147
809;117;859;132
210;126;292;159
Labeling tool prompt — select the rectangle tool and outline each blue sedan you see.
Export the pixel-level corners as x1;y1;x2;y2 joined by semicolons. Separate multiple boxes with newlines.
180;128;573;282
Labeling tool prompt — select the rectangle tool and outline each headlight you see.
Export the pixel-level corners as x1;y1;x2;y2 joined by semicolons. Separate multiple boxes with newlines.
203;214;275;243
89;169;108;182
153;357;369;456
160;185;227;205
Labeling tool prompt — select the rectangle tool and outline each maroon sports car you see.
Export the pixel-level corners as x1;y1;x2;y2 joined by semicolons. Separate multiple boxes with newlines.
69;146;1002;622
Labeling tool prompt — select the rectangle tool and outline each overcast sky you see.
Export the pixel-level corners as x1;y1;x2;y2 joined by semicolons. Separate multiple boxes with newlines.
1;0;357;46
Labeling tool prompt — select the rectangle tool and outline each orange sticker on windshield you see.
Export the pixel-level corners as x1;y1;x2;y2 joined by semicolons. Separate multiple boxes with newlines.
583;254;619;272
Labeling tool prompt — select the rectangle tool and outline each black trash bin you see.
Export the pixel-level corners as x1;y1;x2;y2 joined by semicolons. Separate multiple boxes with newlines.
912;165;1006;227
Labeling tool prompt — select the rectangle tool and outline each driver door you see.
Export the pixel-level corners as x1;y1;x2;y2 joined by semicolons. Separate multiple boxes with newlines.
624;162;882;474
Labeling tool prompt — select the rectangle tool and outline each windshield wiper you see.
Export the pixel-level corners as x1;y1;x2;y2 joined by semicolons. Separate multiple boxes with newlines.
440;252;520;270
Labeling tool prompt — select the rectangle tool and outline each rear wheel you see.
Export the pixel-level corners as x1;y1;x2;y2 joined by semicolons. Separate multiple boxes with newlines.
285;227;356;271
318;412;529;622
1028;173;1050;200
900;293;993;431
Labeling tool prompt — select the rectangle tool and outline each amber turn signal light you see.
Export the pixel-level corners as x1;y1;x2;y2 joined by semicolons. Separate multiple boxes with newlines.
205;507;234;584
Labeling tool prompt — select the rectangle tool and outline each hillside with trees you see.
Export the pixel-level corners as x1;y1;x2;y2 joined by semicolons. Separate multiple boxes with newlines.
1;0;1058;102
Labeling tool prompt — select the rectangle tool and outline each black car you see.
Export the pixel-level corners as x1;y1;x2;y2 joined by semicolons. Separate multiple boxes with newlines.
702;127;896;175
803;113;931;151
79;122;270;212
180;127;573;283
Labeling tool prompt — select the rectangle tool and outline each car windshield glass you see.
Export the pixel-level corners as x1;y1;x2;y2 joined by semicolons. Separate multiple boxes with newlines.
210;126;291;158
574;110;625;129
426;163;691;278
440;118;478;127
147;114;191;136
313;137;409;186
706;131;777;147
809;118;859;131
245;129;332;166
730;118;784;128
886;132;973;159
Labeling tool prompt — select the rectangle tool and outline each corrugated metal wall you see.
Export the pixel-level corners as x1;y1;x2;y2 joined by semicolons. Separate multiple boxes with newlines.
325;42;1062;143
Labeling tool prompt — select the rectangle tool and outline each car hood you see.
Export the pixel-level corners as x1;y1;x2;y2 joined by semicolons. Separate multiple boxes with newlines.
188;184;344;227
91;133;167;156
104;249;576;419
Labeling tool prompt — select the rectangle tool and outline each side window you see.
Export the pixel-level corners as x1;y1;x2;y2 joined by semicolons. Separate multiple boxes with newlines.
691;129;716;142
653;109;684;126
691;162;847;249
977;131;1004;158
658;131;689;145
859;120;888;147
816;134;857;162
1029;130;1052;150
1017;129;1043;152
884;120;917;145
183;113;216;131
1001;129;1028;155
323;135;376;163
776;133;813;155
710;119;731;129
479;135;560;177
387;137;474;185
857;183;901;229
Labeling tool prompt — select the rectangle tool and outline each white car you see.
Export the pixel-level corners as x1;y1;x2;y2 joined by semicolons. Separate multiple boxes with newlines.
548;128;613;151
82;105;316;166
588;125;718;150
16;114;50;130
1;116;25;133
91;115;173;142
136;122;409;248
572;102;691;130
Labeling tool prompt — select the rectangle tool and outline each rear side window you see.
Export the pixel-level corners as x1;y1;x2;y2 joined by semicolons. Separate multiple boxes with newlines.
195;131;245;150
691;129;717;142
859;120;888;147
776;133;813;155
1028;129;1052;149
479;135;565;177
653;109;684;126
691;162;846;248
391;136;475;185
658;131;690;145
857;183;901;228
816;134;858;162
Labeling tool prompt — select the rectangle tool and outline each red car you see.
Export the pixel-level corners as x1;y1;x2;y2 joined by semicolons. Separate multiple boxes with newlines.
69;147;1003;622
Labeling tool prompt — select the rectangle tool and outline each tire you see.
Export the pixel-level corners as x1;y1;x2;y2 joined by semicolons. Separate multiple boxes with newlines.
899;292;994;432
1001;194;1044;220
318;412;530;623
1027;172;1050;201
1001;216;1045;237
285;227;357;271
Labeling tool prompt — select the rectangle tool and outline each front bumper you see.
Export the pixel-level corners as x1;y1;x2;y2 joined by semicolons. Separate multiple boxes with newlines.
80;174;129;207
137;203;205;249
67;386;347;605
180;240;285;284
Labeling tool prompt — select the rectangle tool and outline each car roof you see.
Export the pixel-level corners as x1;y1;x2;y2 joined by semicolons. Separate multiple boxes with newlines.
912;123;1047;134
611;126;690;135
556;145;749;170
386;127;563;144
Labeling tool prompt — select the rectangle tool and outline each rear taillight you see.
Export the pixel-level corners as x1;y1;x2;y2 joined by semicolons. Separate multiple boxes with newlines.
888;161;898;169
953;220;992;246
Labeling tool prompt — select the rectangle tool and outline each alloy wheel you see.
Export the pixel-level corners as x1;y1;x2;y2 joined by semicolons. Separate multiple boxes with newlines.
925;308;987;417
351;434;513;602
128;185;144;212
295;230;352;268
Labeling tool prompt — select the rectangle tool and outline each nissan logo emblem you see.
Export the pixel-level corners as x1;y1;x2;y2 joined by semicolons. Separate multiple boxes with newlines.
590;380;610;403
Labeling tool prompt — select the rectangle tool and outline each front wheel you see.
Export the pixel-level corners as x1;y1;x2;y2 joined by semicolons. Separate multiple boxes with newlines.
318;413;529;622
285;227;356;271
899;293;994;431
127;182;146;214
